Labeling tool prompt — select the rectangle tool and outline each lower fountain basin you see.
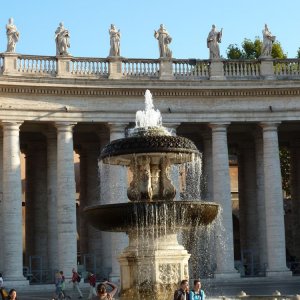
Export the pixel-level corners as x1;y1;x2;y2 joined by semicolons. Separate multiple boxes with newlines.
84;201;219;232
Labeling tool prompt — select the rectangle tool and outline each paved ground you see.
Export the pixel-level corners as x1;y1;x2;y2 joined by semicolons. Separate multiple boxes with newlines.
4;277;300;300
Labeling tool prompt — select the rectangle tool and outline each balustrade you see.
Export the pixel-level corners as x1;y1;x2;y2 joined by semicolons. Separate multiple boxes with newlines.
223;60;260;79
173;59;210;79
1;54;300;80
17;55;56;75
70;57;108;77
274;59;300;78
122;59;159;78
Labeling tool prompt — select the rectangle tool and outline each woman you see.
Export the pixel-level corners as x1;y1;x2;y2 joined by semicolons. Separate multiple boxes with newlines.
7;289;17;300
189;279;205;300
96;281;118;300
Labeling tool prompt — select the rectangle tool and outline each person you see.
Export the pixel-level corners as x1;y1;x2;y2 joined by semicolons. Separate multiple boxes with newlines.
154;24;172;58
207;24;222;59
6;18;19;53
87;272;97;300
54;272;63;300
55;22;70;56
0;274;8;300
70;268;83;299
0;273;3;288
96;281;118;300
109;24;121;57
59;271;70;299
174;279;189;300
261;24;275;57
189;279;205;300
6;289;17;300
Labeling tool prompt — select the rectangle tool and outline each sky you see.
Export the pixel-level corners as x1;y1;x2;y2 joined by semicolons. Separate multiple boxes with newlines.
1;0;300;59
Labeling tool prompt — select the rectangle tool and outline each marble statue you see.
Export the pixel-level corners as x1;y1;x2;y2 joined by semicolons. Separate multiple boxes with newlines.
207;24;222;59
6;18;19;53
154;24;172;58
55;22;70;56
109;24;121;57
261;24;275;57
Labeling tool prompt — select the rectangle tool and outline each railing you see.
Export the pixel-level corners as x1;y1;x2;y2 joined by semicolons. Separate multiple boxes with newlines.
274;59;300;78
70;57;109;77
17;55;57;75
122;58;159;78
173;59;210;79
224;60;261;79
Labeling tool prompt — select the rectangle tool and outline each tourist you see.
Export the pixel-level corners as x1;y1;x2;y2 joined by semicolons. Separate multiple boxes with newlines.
6;289;17;300
54;271;63;300
6;18;19;53
70;268;83;299
55;22;70;56
154;24;172;58
189;279;205;300
87;272;97;299
174;279;189;300
109;24;121;57
207;24;222;59
261;24;275;57
96;281;118;300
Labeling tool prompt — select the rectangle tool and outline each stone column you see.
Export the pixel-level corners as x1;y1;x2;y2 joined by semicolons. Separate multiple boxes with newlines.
46;130;59;274
0;131;3;273
209;123;238;278
260;122;291;276
254;130;267;272
238;142;259;274
202;131;213;201
107;123;129;282
2;122;26;282
55;122;77;272
290;140;300;259
24;142;48;270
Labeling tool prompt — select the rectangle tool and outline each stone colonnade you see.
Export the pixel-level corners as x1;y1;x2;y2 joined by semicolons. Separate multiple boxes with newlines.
0;120;293;284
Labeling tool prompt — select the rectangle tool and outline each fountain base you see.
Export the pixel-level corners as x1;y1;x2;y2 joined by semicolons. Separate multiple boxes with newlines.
119;232;189;300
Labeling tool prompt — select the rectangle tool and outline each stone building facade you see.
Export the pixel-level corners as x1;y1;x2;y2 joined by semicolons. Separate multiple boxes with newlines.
0;53;299;284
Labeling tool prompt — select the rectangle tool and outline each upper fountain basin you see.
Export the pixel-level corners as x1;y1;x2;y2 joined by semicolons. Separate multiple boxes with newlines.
84;201;219;232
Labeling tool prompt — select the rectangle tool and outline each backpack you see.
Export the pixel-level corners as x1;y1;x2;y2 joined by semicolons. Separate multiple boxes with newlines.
76;274;81;282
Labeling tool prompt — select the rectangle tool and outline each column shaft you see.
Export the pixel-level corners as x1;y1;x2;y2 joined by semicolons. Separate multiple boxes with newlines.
0;132;3;272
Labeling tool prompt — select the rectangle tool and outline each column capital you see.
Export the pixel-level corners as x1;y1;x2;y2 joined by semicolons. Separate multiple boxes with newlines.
209;122;230;131
259;122;281;131
55;122;76;132
107;122;128;134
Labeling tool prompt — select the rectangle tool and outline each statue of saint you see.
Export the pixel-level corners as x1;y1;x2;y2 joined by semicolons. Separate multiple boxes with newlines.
55;22;70;56
154;24;172;58
261;24;275;57
207;24;222;59
6;18;19;53
109;24;121;57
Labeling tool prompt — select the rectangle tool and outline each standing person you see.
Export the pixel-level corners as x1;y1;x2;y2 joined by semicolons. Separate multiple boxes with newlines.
54;272;63;300
174;280;189;300
6;289;17;300
70;268;83;299
6;18;19;53
154;24;172;58
96;281;118;300
87;272;97;300
189;279;205;300
207;24;222;59
261;24;276;57
109;24;121;57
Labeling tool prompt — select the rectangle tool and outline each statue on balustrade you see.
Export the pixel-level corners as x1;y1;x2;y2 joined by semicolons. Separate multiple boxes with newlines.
109;24;121;57
6;18;19;53
261;24;275;57
55;22;70;56
154;24;172;59
207;24;222;59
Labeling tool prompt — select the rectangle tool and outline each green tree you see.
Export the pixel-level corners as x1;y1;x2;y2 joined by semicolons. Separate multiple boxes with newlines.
226;44;243;59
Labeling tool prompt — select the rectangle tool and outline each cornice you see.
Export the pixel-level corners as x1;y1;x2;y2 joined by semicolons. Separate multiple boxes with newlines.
1;82;300;98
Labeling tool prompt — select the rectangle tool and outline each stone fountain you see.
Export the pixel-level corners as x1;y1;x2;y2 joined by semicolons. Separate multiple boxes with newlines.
84;90;219;300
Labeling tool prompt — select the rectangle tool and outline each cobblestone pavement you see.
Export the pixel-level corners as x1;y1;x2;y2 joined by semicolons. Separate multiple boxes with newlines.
5;277;300;300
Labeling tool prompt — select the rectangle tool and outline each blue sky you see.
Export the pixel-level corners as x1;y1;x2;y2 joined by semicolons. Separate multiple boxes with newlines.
1;0;300;59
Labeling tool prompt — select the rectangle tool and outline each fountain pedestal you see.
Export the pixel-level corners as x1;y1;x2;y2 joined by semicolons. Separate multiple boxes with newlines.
119;233;190;300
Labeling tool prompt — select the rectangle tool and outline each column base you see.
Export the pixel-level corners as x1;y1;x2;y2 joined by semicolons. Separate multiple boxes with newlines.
266;269;293;277
214;269;240;279
4;278;29;288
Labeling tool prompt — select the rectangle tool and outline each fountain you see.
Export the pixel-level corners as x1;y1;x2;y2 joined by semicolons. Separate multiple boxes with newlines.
84;90;219;300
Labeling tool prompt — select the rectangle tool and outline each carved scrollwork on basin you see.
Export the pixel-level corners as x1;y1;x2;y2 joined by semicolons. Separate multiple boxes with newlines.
158;263;180;284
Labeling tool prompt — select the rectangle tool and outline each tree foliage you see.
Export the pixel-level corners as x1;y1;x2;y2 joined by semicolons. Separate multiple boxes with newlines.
227;37;286;59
